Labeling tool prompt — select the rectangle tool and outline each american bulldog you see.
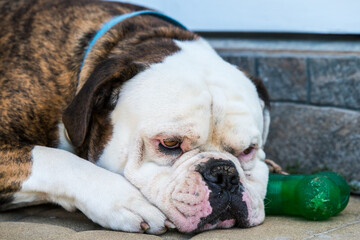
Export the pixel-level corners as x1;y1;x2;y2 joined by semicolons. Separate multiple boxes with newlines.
0;0;270;234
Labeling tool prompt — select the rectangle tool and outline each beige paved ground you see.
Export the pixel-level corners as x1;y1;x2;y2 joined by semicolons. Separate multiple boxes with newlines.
0;196;359;240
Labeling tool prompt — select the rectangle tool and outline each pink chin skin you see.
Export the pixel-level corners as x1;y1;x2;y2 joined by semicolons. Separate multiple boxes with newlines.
200;219;236;232
217;219;236;228
168;173;212;233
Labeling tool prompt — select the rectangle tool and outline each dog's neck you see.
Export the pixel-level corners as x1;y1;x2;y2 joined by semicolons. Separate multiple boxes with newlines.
76;13;197;94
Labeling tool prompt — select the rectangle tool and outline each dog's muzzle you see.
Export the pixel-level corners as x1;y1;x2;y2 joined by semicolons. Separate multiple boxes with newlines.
164;154;253;233
194;158;249;231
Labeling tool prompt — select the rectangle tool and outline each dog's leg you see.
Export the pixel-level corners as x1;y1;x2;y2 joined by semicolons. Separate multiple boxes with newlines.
0;145;33;209
0;145;167;234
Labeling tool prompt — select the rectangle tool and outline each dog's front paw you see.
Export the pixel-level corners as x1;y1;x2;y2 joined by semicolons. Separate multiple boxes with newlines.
75;170;167;234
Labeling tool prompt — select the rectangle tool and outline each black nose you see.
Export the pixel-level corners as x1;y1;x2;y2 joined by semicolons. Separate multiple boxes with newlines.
196;158;240;192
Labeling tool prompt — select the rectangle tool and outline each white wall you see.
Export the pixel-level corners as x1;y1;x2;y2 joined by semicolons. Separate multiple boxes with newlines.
113;0;360;34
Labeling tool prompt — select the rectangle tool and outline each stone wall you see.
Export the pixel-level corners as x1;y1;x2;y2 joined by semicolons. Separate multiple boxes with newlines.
205;36;360;193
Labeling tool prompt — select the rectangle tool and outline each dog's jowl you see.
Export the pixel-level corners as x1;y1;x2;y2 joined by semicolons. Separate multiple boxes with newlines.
0;0;270;234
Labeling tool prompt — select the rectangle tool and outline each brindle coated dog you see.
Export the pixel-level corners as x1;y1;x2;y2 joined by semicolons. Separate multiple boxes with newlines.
0;0;270;234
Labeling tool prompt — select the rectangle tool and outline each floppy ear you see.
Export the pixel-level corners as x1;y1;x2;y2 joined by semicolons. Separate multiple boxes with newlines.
62;57;142;147
248;75;271;145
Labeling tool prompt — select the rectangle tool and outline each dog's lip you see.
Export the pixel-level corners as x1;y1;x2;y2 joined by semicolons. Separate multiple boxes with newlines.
198;206;231;230
193;185;250;232
168;172;213;233
194;192;234;232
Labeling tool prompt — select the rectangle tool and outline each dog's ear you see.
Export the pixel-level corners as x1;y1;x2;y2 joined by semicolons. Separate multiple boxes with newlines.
248;74;270;145
62;58;142;147
239;69;271;145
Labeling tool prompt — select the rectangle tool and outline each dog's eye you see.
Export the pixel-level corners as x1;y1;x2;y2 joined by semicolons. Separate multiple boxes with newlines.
161;139;180;148
243;147;254;155
159;138;182;156
238;146;256;162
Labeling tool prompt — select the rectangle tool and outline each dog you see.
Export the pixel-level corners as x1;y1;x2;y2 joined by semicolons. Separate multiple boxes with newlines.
0;0;270;234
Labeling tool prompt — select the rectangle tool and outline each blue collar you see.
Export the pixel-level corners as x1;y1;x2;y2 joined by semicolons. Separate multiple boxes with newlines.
80;10;187;72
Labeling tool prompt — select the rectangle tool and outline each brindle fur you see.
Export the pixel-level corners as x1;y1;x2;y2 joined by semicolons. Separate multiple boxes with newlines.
0;0;197;209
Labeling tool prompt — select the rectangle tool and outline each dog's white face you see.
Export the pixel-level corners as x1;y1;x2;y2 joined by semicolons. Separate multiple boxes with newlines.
97;39;269;233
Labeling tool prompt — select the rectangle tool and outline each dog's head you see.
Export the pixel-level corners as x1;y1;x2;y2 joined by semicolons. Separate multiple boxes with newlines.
63;38;270;233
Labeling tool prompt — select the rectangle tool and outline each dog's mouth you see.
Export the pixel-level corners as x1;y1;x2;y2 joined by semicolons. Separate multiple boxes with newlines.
192;158;250;233
167;158;250;233
194;185;249;233
169;180;249;233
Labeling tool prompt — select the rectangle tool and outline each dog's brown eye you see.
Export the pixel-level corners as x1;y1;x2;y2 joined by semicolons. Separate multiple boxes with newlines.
162;139;180;148
238;146;256;162
243;147;254;155
159;138;182;156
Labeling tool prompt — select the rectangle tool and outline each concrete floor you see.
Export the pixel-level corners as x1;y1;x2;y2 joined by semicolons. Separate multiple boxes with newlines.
1;196;359;240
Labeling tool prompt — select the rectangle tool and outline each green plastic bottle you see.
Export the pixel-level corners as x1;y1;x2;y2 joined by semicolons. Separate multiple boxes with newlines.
265;172;350;220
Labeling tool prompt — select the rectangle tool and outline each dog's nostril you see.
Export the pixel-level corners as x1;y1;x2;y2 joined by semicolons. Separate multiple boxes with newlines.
197;158;240;191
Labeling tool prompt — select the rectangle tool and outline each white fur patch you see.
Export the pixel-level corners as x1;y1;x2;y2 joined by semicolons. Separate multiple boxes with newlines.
14;146;166;234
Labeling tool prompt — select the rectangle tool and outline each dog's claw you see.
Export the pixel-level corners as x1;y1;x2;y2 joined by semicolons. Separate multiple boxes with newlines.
165;220;176;229
141;222;150;231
